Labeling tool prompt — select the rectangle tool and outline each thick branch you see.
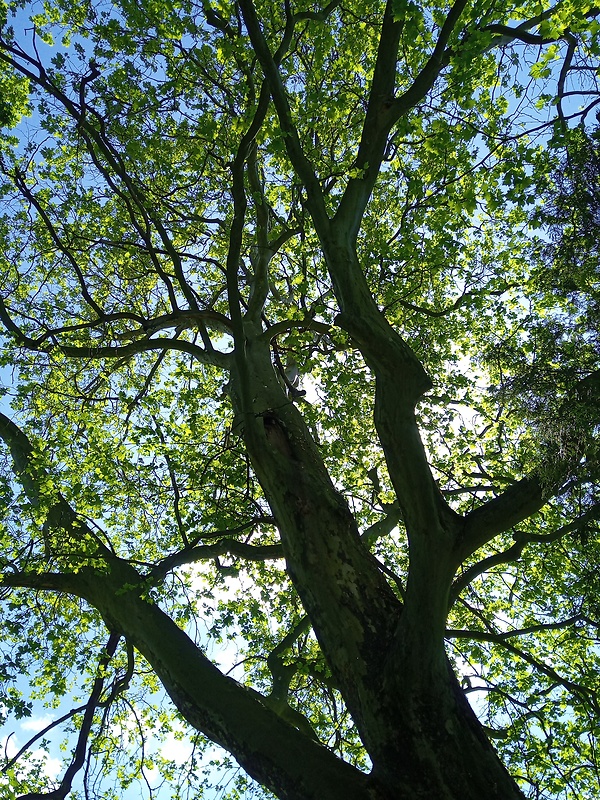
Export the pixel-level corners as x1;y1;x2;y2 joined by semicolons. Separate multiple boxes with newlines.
0;570;84;593
450;540;525;606
0;296;230;368
335;0;471;239
0;410;366;795
258;317;331;343
452;504;600;604
151;540;283;580
114;309;233;340
360;506;403;547
482;23;554;46
336;1;577;240
76;560;374;800
333;0;404;238
0;562;372;800
238;0;330;233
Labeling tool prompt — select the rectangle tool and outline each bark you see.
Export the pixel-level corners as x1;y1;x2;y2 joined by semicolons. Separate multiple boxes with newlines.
223;322;525;799
228;332;402;735
74;561;377;800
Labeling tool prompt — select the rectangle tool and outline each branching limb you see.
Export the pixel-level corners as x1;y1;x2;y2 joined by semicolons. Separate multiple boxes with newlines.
335;0;474;238
337;0;590;241
450;540;526;607
11;167;104;319
333;0;406;238
264;617;319;740
2;637;133;775
151;540;283;581
113;309;233;341
0;295;230;367
226;79;270;341
0;44;201;314
459;372;600;559
2;704;89;775
487;615;585;642
2;558;372;800
459;481;600;565
294;0;341;23
237;0;329;232
453;477;593;581
258;317;331;343
79;560;373;800
15;633;121;800
446;628;598;711
557;32;579;123
389;285;517;319
482;24;555;46
189;517;276;545
0;412;114;561
452;500;598;600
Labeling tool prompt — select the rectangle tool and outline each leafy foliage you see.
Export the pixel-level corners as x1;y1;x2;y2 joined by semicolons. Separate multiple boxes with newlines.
0;1;599;799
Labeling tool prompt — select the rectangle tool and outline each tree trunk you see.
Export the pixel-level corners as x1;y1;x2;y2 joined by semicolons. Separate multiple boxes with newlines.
224;340;525;800
373;644;526;799
85;557;525;800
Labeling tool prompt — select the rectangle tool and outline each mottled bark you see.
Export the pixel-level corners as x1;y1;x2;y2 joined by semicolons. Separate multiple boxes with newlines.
223;316;525;799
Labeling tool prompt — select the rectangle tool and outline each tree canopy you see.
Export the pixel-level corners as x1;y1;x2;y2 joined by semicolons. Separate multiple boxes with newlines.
0;1;599;798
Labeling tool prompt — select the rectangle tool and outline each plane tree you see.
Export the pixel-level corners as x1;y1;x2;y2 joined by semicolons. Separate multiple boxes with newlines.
0;0;599;798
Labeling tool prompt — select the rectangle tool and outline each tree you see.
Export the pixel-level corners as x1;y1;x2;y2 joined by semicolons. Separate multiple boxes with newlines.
0;0;599;797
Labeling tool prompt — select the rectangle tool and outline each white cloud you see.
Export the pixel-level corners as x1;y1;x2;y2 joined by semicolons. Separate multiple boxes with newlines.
20;715;54;733
160;731;194;763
